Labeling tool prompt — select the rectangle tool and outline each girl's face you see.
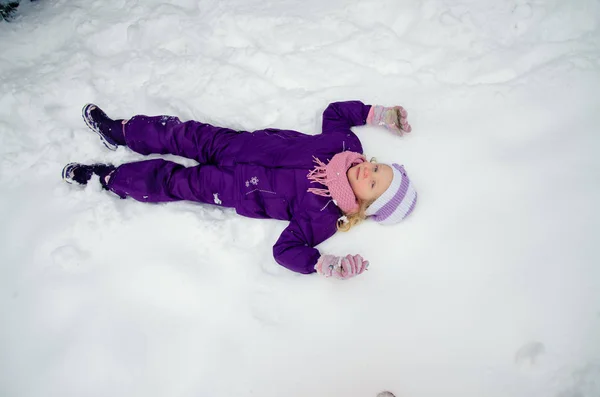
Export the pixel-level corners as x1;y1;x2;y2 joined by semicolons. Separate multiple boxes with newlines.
347;162;393;203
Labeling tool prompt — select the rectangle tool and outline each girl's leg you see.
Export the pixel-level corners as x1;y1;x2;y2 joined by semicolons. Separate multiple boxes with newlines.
62;163;115;186
84;104;247;164
123;116;245;165
105;159;236;206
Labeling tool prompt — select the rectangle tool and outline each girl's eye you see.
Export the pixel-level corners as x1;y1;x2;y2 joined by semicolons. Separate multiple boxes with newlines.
371;181;375;189
374;165;379;172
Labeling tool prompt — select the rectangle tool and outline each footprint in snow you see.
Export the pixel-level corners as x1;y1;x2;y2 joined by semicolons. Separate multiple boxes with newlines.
248;289;281;327
51;244;89;271
515;341;545;366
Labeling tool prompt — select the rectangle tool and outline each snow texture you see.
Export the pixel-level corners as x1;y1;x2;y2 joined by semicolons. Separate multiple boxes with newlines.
1;0;600;396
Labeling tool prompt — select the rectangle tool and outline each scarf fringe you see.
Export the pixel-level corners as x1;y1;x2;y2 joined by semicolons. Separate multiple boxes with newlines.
307;187;331;197
307;156;333;197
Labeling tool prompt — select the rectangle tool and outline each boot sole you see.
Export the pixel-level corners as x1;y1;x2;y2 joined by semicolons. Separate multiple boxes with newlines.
62;162;80;185
81;104;118;151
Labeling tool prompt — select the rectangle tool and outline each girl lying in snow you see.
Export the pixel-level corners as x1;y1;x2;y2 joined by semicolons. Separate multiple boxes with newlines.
62;101;417;279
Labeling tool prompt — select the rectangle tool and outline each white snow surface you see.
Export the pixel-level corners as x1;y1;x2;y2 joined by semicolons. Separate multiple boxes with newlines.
1;1;600;396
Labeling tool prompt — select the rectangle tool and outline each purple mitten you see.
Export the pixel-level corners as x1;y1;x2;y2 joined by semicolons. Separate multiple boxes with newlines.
367;105;412;134
315;254;369;280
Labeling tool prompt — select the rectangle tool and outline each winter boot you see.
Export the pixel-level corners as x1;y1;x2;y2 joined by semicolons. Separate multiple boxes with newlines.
62;163;115;188
82;104;126;150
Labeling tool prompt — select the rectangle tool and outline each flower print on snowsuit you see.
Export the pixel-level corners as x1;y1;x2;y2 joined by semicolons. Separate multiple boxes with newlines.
104;101;371;274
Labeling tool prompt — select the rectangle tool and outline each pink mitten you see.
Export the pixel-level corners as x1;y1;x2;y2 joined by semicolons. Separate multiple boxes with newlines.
367;105;412;134
315;254;369;280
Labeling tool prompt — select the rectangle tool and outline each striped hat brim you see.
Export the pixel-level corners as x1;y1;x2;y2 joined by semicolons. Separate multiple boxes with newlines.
365;164;417;225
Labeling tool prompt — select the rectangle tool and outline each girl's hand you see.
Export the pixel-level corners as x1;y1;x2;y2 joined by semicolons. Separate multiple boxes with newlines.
367;105;412;135
315;254;369;280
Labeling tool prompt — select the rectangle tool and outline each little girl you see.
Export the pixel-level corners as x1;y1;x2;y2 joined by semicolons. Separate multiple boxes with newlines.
62;101;417;280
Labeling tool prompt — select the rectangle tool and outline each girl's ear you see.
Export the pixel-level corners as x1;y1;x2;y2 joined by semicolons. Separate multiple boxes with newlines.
370;157;377;163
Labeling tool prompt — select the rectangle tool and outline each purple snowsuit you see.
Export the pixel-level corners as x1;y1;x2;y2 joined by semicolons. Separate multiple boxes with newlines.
106;101;371;274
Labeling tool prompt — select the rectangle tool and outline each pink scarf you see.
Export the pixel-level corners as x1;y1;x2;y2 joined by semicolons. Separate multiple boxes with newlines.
307;151;365;214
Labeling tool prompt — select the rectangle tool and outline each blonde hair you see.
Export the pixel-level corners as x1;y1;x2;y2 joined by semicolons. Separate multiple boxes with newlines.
336;199;374;232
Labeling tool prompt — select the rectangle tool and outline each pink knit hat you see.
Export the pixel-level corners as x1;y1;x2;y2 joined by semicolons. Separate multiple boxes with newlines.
307;151;365;214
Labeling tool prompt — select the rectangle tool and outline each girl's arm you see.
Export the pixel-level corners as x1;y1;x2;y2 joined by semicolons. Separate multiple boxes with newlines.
321;101;412;135
321;101;372;134
272;215;369;279
272;216;334;274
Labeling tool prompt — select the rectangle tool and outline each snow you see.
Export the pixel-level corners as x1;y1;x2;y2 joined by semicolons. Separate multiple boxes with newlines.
1;0;599;396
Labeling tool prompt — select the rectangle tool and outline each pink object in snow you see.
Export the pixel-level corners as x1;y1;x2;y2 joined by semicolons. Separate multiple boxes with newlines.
307;151;365;214
315;254;369;280
367;105;412;134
